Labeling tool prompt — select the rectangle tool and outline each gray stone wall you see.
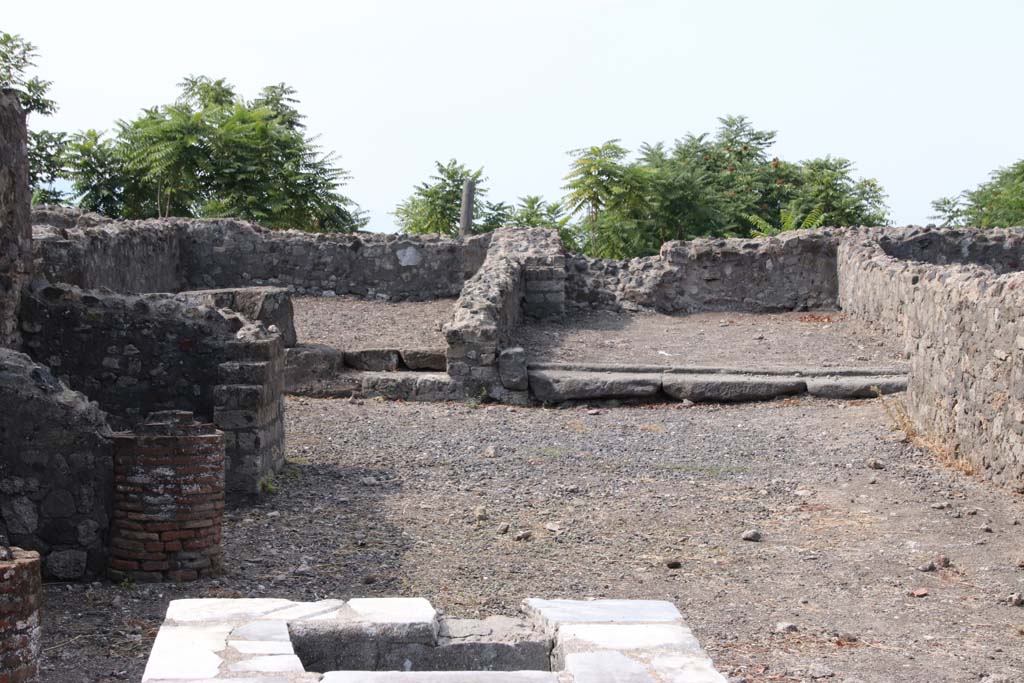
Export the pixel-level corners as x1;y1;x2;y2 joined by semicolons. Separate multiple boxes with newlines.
0;90;32;348
876;226;1024;273
442;227;566;402
444;245;525;398
174;287;296;347
182;221;471;299
33;215;185;293
838;236;1024;489
31;210;483;301
19;283;285;493
0;348;113;580
215;332;286;493
568;230;842;313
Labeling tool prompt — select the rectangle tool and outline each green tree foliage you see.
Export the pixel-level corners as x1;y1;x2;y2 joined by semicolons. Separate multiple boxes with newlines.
395;160;576;241
66;76;366;231
746;204;825;237
561;117;890;258
394;160;490;236
930;159;1024;228
0;31;69;204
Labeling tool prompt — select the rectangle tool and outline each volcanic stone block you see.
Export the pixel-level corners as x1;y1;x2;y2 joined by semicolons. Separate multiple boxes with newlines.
805;375;907;398
345;349;401;371
285;344;360;397
498;347;528;391
528;370;661;402
661;375;806;403
401;349;448;371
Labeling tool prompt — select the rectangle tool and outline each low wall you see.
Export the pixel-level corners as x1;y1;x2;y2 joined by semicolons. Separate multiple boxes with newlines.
0;349;113;580
876;226;1024;273
183;221;471;298
568;230;842;312
174;287;296;347
838;236;1024;489
443;228;563;401
32;209;488;301
19;283;284;493
33;219;185;293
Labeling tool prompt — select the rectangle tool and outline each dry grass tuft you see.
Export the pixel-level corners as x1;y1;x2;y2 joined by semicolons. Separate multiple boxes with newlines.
876;390;975;476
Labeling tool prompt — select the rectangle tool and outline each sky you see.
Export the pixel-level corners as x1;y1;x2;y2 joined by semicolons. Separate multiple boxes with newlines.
6;0;1024;232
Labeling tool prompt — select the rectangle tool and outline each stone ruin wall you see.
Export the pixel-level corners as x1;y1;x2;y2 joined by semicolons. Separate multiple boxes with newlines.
0;351;113;580
1;92;115;582
567;229;842;313
33;207;491;300
0;91;32;348
839;228;1024;489
443;227;564;402
19;282;285;494
33;212;185;293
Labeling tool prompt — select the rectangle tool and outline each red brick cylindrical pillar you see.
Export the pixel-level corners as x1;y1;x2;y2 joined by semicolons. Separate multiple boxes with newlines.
109;411;225;583
0;547;42;683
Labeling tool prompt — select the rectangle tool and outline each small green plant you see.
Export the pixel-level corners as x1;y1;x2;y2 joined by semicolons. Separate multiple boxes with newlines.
116;576;133;589
258;474;279;494
746;204;825;237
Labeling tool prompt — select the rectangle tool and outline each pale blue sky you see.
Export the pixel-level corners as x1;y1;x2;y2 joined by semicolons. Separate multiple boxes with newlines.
7;0;1023;231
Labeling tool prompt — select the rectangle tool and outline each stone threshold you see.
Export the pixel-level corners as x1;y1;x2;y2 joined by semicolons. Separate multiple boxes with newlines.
528;367;907;403
528;362;908;377
141;596;727;683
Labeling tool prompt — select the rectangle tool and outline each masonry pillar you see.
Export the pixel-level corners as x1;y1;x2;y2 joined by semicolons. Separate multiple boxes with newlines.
0;90;32;349
109;412;225;583
0;546;42;683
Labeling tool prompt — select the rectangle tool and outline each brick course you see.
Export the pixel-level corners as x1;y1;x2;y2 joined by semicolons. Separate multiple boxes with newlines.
109;412;225;583
0;547;41;683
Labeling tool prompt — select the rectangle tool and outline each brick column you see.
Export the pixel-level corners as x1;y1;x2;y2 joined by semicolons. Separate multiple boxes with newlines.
109;412;225;583
0;547;41;683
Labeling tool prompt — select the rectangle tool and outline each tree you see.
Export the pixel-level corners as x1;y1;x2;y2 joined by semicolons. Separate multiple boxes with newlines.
790;156;887;227
66;75;366;231
931;159;1024;228
561;117;891;258
394;160;488;236
0;31;68;204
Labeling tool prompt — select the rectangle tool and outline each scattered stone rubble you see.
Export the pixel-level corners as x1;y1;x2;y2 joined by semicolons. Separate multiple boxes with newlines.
142;597;726;682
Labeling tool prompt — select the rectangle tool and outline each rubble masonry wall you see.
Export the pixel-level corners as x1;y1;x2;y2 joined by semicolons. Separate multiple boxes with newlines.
19;283;284;494
32;208;491;300
567;229;841;313
838;231;1024;489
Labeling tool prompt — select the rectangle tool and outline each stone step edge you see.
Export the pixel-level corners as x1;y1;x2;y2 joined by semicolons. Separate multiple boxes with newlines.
527;361;908;378
528;369;908;403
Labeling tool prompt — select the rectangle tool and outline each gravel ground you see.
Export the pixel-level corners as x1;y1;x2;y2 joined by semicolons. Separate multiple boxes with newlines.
292;295;455;350
41;396;1024;683
515;310;905;368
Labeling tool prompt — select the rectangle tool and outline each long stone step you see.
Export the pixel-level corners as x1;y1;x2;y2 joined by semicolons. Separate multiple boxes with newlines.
529;361;909;378
529;367;907;403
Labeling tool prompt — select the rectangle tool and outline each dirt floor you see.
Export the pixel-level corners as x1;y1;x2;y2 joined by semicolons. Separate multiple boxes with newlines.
40;396;1024;683
292;295;455;350
515;310;906;369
